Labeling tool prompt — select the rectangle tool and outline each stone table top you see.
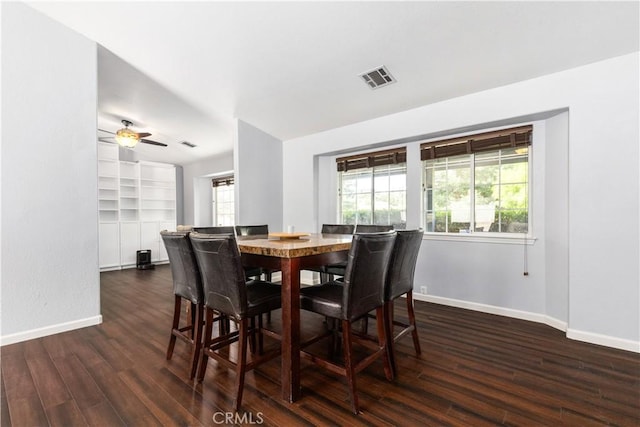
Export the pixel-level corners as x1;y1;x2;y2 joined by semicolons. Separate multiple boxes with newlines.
237;233;352;258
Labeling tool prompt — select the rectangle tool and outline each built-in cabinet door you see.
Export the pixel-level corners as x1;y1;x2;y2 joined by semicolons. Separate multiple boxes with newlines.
141;221;176;262
99;222;120;269
120;222;141;266
158;221;176;262
140;222;161;262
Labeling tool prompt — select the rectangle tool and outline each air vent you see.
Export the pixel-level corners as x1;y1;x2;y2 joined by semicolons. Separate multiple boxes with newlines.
359;65;396;90
180;141;197;148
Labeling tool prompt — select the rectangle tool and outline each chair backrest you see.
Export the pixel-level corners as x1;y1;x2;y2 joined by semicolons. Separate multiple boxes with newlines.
386;229;424;301
160;231;203;304
341;232;396;321
193;226;235;235
189;233;249;319
321;224;355;234
355;224;394;233
235;224;269;236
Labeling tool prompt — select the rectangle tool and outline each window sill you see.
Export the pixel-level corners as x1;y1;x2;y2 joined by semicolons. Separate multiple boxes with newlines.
423;232;537;245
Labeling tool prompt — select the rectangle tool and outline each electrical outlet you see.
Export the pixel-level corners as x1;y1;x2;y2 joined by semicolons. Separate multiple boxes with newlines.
420;286;427;294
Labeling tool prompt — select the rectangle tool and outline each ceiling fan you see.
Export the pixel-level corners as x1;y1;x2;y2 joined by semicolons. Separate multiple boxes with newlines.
98;119;167;148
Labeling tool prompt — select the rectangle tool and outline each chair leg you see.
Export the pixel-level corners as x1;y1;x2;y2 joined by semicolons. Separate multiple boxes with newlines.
189;304;204;379
341;320;359;415
167;295;181;360
197;307;215;381
359;316;369;335
406;291;421;355
233;318;249;412
257;313;264;355
384;301;397;377
189;302;196;339
376;306;394;381
249;317;257;354
327;318;339;359
218;314;227;336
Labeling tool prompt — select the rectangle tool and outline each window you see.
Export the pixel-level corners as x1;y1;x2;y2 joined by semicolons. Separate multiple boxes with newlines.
422;126;532;234
212;176;234;226
337;148;407;228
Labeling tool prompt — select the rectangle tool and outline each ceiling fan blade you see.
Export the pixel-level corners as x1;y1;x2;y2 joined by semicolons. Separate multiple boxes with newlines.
136;132;152;138
140;139;167;147
98;137;116;143
98;128;116;135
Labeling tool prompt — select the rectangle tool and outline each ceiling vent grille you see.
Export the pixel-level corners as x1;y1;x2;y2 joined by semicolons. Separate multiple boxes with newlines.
359;66;396;90
180;141;197;148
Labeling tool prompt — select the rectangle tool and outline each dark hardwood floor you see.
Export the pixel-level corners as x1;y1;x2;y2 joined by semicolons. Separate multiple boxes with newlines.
2;265;639;426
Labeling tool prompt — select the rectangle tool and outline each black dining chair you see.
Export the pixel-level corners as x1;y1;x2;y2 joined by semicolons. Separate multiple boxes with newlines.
351;230;424;365
235;224;269;237
304;224;355;283
299;231;396;414
323;224;395;279
192;226;235;234
235;224;276;280
194;226;263;280
354;224;395;233
320;224;356;235
189;233;282;411
383;229;424;375
160;230;221;379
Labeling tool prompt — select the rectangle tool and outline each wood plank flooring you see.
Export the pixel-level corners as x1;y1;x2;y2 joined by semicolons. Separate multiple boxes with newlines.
2;265;639;426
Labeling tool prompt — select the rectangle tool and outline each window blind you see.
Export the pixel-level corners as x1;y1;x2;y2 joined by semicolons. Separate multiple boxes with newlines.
420;125;532;161
211;175;234;187
336;147;406;172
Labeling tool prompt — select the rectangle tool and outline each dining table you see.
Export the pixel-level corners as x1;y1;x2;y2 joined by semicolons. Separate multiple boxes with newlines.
237;232;352;402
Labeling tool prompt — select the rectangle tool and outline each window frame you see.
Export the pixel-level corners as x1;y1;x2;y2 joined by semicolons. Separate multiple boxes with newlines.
335;146;408;226
421;126;534;240
211;175;235;227
338;162;408;227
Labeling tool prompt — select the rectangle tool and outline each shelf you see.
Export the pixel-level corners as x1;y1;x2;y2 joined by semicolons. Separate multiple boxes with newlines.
99;212;118;222
140;185;176;190
99;200;118;209
98;156;176;269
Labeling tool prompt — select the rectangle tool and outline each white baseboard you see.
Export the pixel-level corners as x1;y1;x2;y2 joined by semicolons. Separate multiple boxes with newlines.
567;328;640;353
0;315;103;346
413;293;639;353
414;292;560;326
543;315;568;332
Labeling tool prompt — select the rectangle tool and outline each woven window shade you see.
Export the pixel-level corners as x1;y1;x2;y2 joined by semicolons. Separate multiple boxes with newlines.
336;147;406;172
420;125;532;161
211;176;234;187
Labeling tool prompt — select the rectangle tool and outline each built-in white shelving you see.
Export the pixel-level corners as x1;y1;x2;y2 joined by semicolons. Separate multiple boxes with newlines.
97;142;177;270
97;143;119;223
119;161;139;222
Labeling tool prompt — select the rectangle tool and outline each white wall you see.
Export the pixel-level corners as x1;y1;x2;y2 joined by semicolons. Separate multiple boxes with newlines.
566;54;639;348
283;53;639;351
181;151;234;226
544;112;569;325
234;120;283;231
1;3;101;344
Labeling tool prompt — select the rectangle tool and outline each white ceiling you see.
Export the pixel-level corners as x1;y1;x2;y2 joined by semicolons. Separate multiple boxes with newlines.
27;1;639;165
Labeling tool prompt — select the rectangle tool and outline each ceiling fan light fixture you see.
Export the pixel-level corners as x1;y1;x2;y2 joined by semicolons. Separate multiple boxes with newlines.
115;120;139;148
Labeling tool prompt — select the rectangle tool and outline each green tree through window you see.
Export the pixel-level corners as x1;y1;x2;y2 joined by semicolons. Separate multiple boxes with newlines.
424;147;529;234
